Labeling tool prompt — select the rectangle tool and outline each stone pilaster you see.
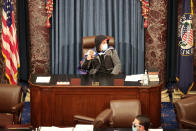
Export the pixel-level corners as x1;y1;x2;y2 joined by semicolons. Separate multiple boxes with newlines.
28;0;50;75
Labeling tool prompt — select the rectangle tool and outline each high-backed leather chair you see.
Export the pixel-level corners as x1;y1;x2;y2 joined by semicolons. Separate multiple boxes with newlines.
174;95;196;128
109;99;141;127
74;99;141;128
0;84;24;128
82;35;114;57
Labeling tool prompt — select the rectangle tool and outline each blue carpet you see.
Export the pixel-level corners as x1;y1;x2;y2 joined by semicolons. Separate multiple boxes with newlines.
21;102;31;124
21;102;178;128
161;102;178;129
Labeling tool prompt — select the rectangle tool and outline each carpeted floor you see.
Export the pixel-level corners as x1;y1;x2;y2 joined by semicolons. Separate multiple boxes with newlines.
21;102;31;124
21;102;178;129
161;102;178;129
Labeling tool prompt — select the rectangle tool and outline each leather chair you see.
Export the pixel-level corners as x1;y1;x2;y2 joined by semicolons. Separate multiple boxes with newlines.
74;109;112;128
174;95;196;128
109;99;141;127
82;35;114;57
74;99;141;128
0;84;24;128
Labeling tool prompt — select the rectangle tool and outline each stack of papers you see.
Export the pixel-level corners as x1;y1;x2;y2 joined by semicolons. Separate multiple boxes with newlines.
125;74;143;82
149;74;159;81
39;124;93;131
36;76;51;83
74;124;93;131
56;81;70;85
40;126;74;131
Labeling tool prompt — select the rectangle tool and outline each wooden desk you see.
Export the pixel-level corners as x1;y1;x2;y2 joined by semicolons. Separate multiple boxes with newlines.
29;75;162;128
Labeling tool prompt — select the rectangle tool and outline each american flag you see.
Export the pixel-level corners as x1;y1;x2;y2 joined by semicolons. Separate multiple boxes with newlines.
1;0;20;84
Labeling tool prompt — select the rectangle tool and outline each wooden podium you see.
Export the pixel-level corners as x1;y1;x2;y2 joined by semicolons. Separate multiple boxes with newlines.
29;75;162;128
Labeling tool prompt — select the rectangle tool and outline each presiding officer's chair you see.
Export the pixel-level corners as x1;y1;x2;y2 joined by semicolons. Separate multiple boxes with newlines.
82;35;115;57
74;99;141;128
0;84;24;128
174;95;196;128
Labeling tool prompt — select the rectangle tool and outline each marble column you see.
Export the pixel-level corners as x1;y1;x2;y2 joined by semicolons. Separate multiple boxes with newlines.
145;0;168;83
28;0;50;75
